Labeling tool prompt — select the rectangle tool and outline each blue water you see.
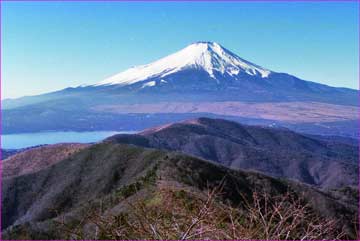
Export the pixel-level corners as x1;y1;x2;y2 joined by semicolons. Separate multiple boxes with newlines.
1;131;135;149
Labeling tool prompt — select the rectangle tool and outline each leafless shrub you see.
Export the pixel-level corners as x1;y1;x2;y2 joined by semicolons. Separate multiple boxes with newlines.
229;191;346;240
56;184;350;240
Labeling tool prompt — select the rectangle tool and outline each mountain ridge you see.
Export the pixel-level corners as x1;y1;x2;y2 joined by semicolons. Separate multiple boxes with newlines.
106;117;358;189
2;142;357;239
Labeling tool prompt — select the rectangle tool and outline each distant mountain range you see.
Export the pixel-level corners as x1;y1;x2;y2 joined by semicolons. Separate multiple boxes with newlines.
3;42;358;136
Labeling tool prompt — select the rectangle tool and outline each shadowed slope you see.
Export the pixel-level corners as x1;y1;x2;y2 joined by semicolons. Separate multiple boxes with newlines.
107;117;358;188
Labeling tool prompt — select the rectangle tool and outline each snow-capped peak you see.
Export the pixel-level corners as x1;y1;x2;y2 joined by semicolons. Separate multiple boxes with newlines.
95;41;271;86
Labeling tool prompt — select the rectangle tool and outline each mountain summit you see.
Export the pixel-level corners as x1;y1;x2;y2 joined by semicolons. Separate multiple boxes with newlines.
95;42;271;86
89;41;355;108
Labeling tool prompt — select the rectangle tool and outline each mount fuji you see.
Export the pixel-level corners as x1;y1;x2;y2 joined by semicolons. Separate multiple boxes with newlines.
86;41;355;104
3;42;358;136
95;41;271;87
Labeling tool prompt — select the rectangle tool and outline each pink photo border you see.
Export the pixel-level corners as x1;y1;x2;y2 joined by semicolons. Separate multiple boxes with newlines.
0;0;358;241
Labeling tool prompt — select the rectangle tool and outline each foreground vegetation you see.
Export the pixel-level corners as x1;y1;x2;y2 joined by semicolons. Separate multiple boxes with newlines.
56;183;351;240
3;143;357;240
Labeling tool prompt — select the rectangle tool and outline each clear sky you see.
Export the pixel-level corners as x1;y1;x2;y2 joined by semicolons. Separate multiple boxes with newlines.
1;1;359;99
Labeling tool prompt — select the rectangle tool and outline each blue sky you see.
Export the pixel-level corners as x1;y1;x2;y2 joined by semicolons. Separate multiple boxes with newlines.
2;1;359;99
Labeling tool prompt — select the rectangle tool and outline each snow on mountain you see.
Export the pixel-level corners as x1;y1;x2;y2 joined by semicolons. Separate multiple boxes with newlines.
95;41;271;87
141;81;156;88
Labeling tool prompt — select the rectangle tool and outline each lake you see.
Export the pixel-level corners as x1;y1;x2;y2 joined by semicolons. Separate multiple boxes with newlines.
1;131;135;149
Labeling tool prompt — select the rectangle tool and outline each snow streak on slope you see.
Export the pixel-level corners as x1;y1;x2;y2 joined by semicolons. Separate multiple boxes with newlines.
95;42;271;86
